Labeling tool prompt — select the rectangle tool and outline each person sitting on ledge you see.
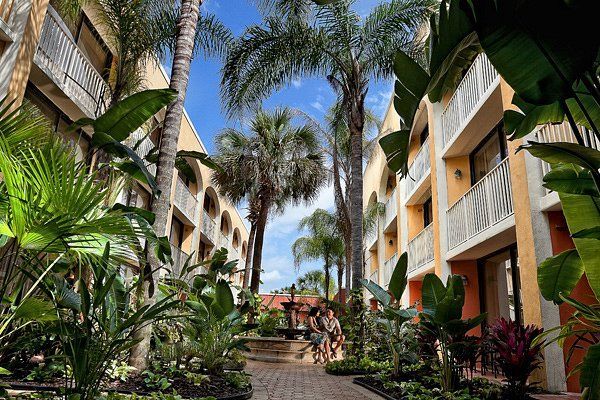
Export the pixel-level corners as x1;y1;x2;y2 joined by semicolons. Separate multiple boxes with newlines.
320;307;345;359
306;307;329;364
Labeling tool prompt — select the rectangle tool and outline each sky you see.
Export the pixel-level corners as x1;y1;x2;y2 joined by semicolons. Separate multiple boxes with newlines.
176;0;393;293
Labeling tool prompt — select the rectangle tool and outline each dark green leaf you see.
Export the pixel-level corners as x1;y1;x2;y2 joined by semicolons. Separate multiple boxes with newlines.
538;249;584;304
421;273;446;317
543;165;599;197
521;142;600;172
360;278;391;307
112;203;156;224
580;343;600;398
388;252;408;301
572;227;600;240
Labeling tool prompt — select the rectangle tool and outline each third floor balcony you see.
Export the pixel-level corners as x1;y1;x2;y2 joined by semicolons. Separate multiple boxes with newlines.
441;53;499;154
383;187;397;230
382;252;398;288
201;210;217;244
408;223;434;276
34;5;109;118
405;137;431;203
446;157;514;257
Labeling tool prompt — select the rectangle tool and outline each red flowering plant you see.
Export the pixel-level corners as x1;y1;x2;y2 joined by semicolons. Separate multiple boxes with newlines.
489;318;544;399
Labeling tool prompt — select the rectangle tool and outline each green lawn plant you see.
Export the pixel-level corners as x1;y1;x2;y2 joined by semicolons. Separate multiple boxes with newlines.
361;252;418;377
419;273;486;393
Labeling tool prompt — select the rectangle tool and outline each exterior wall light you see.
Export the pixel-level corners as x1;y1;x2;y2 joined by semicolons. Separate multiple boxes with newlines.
454;169;462;179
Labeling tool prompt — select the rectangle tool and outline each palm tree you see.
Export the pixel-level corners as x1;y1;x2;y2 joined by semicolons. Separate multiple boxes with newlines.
297;270;332;297
212;108;326;294
128;2;231;370
221;0;434;290
292;209;344;300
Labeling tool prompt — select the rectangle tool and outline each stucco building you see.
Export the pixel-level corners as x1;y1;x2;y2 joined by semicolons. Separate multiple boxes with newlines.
363;53;596;393
0;0;249;285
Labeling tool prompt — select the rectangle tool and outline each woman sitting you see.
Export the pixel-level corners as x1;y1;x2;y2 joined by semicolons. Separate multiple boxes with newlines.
307;307;330;364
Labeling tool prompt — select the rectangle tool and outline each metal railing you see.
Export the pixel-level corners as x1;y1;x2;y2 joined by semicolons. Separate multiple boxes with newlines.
384;187;397;227
364;223;378;248
170;243;190;277
174;176;197;223
126;129;157;176
35;5;109;118
0;0;15;24
218;232;230;252
382;253;398;287
441;53;499;148
201;210;216;243
368;270;378;285
534;122;599;193
408;223;434;273
447;158;513;250
406;138;431;198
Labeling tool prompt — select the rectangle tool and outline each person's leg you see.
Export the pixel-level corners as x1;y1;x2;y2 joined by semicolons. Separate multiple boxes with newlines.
333;334;345;353
323;338;331;363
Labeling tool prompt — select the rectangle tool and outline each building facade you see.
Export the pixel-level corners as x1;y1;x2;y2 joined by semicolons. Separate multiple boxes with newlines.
363;53;596;393
0;0;249;286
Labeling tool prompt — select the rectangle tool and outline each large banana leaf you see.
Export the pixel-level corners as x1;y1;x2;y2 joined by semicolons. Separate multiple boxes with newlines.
388;252;408;301
537;249;584;304
421;273;446;317
580;343;600;399
461;0;599;105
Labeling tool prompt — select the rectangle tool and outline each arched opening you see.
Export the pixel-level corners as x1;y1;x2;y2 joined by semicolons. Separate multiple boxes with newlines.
232;228;241;249
220;211;232;236
241;241;248;259
202;187;219;220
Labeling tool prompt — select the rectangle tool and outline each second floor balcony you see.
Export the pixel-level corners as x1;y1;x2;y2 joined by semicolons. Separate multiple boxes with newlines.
383;187;397;229
368;269;378;285
34;5;109;118
170;243;190;278
218;232;230;253
126;129;157;177
447;157;513;252
382;252;398;288
173;176;198;224
408;223;434;275
405;137;431;203
201;210;217;244
441;53;499;151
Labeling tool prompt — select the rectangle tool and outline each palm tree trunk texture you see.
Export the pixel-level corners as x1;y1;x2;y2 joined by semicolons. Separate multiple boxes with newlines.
128;0;201;371
242;222;256;289
337;264;344;302
249;199;269;293
324;261;330;300
349;108;364;291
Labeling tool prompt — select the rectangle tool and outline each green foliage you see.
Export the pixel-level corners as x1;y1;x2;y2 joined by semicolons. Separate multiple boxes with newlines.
107;360;137;382
361;253;418;376
223;372;251;390
142;370;172;390
256;308;284;337
325;356;390;376
419;273;486;392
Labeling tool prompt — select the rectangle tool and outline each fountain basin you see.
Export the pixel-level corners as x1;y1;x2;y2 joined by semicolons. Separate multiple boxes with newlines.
240;336;319;364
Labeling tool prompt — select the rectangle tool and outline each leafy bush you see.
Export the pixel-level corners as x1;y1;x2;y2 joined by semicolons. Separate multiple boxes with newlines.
107;361;137;382
142;370;172;390
256;308;284;337
223;371;251;390
489;318;544;399
325;356;390;375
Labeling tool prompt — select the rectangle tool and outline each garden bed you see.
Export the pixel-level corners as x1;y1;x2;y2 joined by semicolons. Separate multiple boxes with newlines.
1;375;253;400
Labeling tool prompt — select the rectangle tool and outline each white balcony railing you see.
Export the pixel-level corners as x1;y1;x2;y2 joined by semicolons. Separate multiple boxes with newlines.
218;232;230;252
201;210;216;243
408;223;434;273
126;129;157;176
441;53;499;148
384;188;397;227
382;253;398;287
534;122;599;192
406;138;431;198
174;176;197;223
369;270;378;285
447;158;513;250
35;5;109;118
170;243;190;277
230;246;240;261
1;0;15;25
365;224;378;248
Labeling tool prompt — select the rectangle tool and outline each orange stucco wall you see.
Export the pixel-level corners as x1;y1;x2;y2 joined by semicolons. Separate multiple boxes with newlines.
451;260;481;336
445;156;472;206
409;281;423;311
549;211;596;393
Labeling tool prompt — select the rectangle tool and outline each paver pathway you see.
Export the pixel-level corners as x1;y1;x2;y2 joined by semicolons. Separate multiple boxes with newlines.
245;360;382;400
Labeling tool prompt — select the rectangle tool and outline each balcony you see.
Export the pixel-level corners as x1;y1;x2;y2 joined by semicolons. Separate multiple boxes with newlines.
368;269;378;285
218;232;230;252
0;0;15;41
170;244;190;277
173;176;197;223
382;253;398;287
447;158;513;251
405;137;431;203
201;210;216;243
383;187;397;230
441;53;499;151
34;5;109;118
126;129;157;176
230;246;240;261
365;224;378;251
408;223;434;275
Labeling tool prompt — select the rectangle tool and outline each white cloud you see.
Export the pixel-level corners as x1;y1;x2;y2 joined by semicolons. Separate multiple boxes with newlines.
310;101;325;113
292;78;302;89
261;269;283;282
366;87;393;118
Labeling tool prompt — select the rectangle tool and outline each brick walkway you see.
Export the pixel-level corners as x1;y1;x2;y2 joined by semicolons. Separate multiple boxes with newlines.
245;360;383;400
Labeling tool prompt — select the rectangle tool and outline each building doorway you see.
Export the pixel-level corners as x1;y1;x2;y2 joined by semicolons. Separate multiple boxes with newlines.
477;245;523;327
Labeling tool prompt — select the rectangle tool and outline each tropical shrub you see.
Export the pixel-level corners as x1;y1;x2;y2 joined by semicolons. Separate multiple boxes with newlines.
325;355;391;376
419;273;486;392
361;253;418;377
489;318;544;399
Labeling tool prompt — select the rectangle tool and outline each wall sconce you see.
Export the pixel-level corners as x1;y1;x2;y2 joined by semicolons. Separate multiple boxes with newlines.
461;275;469;286
454;169;462;179
388;239;394;246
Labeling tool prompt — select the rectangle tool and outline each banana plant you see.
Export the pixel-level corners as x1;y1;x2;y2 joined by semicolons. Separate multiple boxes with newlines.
360;252;418;377
419;273;486;393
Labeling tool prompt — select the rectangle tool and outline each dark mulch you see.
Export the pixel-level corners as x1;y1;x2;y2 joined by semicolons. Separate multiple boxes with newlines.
354;376;400;400
2;376;252;400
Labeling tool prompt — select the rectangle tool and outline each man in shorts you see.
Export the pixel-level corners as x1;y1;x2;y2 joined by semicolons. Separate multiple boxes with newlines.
320;308;345;358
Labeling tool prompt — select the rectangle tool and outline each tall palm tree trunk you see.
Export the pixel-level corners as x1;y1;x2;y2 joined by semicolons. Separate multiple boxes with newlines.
242;222;256;289
349;103;365;291
324;260;331;300
250;200;269;293
337;263;344;302
129;0;201;371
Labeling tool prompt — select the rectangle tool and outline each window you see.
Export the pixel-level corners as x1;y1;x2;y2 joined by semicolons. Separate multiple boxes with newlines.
169;217;184;248
470;122;507;184
423;197;433;227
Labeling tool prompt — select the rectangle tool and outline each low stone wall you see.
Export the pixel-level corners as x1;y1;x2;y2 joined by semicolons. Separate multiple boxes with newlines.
241;336;319;364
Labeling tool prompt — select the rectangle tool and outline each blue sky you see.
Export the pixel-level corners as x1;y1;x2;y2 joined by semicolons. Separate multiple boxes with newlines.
178;0;393;292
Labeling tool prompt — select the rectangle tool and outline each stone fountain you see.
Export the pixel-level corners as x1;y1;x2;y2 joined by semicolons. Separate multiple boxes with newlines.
275;284;307;340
